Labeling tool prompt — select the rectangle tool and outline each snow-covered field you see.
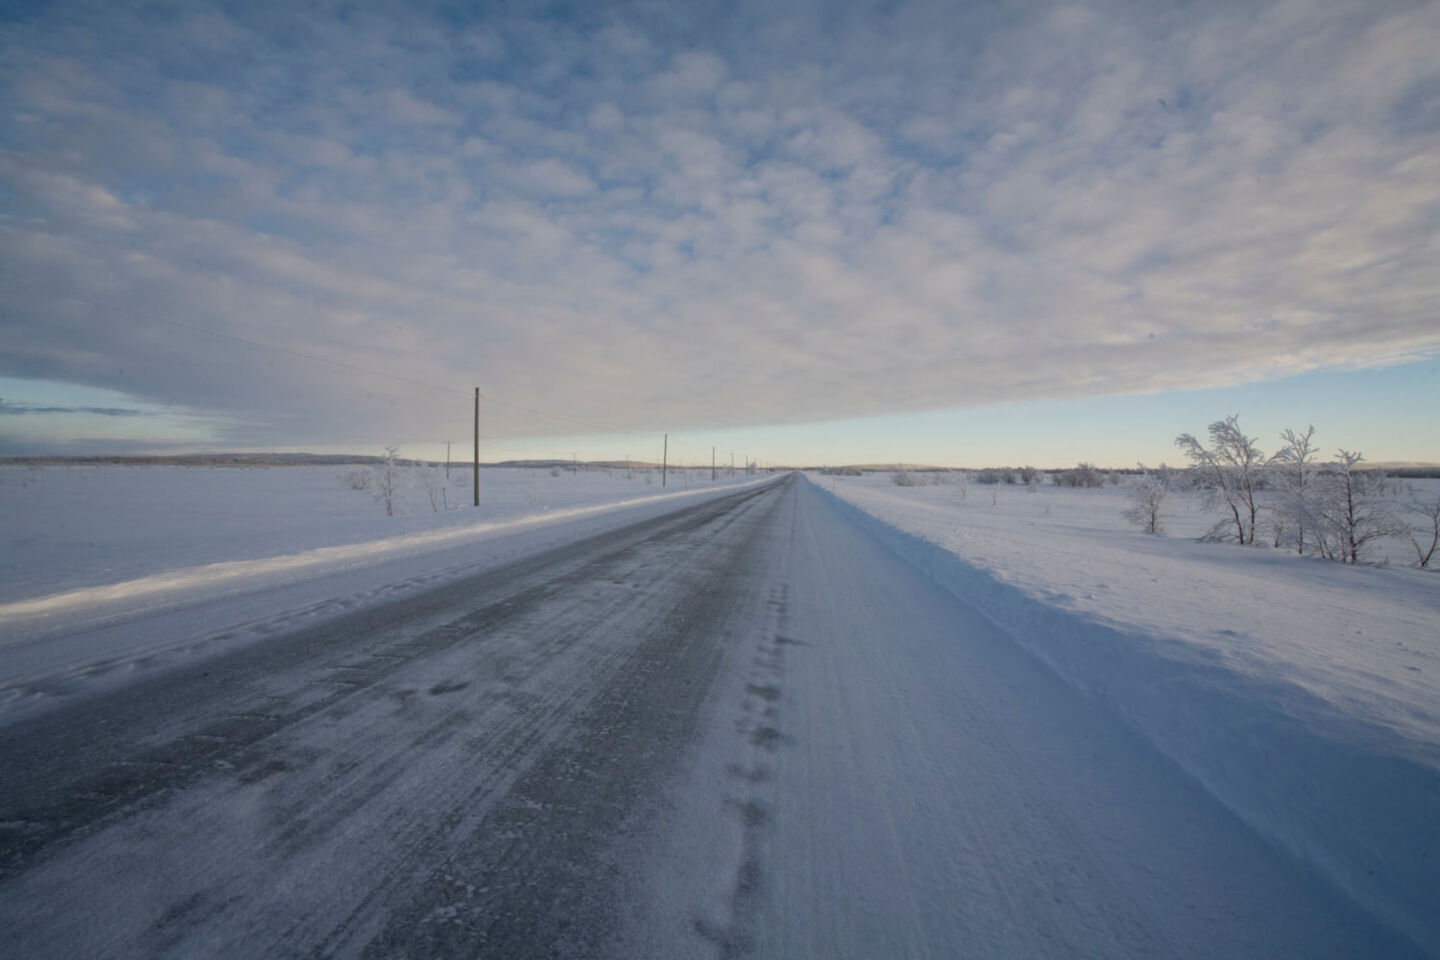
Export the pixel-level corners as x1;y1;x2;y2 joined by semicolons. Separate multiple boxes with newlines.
814;471;1440;952
0;463;758;608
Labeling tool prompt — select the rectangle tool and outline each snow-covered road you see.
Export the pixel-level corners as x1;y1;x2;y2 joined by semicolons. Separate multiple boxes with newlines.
0;475;1418;957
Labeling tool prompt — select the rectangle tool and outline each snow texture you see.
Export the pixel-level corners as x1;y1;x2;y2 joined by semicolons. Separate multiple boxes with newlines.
814;472;1440;954
2;475;1414;957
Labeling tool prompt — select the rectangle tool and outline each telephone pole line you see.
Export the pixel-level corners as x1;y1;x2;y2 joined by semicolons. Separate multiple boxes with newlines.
472;387;480;507
444;440;452;478
663;434;668;487
712;446;716;481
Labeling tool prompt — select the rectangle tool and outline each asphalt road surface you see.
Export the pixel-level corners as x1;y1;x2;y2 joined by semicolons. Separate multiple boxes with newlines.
0;475;1416;957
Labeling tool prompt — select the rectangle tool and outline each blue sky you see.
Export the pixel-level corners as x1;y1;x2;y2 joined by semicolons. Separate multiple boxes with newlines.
2;0;1437;465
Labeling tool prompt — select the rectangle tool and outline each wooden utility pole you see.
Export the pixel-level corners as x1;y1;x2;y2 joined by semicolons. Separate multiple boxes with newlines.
473;387;479;507
444;440;452;478
730;451;734;478
712;446;716;481
663;434;668;486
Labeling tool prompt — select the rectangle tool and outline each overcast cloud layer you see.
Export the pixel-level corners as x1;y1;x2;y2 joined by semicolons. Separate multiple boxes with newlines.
2;0;1438;448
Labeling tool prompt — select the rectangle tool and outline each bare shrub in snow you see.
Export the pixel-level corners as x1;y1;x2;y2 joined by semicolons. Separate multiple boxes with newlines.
1402;496;1440;569
418;465;445;512
1054;463;1104;488
891;470;918;487
341;468;371;492
1124;473;1169;535
975;467;1015;485
1175;415;1264;544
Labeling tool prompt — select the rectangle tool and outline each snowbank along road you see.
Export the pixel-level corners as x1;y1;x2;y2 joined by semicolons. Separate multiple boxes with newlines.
0;475;1421;957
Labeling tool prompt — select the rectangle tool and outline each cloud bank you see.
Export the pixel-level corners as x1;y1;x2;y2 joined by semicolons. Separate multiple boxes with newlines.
2;0;1437;448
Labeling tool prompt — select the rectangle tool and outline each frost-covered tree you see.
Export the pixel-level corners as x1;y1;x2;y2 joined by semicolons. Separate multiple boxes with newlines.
1124;469;1169;535
1175;415;1264;544
372;445;404;517
1317;451;1402;565
1269;426;1321;555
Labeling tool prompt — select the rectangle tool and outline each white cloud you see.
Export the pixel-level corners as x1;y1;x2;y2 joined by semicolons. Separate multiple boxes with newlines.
1;0;1437;451
647;51;727;102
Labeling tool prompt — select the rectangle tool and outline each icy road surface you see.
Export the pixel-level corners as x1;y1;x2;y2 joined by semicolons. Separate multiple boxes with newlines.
0;476;1416;957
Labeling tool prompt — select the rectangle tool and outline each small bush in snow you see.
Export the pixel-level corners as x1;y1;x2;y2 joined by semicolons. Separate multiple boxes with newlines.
1124;477;1170;535
892;470;918;487
341;469;371;491
975;467;1015;485
417;465;445;512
